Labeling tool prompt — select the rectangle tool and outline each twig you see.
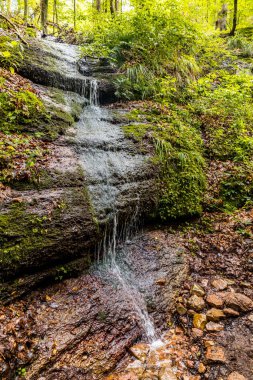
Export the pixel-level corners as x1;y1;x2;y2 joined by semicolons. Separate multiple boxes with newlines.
0;13;28;45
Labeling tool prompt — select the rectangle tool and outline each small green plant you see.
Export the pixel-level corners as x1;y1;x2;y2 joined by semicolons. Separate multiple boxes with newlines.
0;36;23;71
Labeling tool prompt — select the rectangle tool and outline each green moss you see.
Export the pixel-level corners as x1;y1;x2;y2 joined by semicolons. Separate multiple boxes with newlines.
0;203;59;272
123;103;206;220
220;162;253;211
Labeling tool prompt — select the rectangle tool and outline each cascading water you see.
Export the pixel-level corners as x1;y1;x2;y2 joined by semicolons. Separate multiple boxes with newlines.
40;39;158;342
77;79;158;343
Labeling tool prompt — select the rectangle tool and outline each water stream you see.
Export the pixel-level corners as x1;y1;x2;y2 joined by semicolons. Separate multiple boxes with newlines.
43;38;158;342
77;79;158;343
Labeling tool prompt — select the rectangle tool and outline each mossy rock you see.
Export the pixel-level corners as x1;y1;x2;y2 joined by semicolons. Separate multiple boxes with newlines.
0;187;99;302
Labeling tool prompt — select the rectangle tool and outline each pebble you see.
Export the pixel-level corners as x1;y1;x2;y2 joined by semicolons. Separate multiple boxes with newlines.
192;328;204;339
156;278;166;285
177;303;187;315
193;313;207;330
206;321;224;332
191;284;205;297
223;308;240;317
211;279;228;291
188;295;205;311
205;346;226;363
206;293;224;308
225;292;253;312
206;308;225;322
198;362;206;374
227;372;247;380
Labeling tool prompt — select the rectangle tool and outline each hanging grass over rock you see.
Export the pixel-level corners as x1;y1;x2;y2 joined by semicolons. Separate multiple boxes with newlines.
123;102;206;220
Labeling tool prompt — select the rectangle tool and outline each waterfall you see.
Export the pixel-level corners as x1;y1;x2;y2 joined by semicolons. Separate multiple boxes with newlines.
76;65;158;343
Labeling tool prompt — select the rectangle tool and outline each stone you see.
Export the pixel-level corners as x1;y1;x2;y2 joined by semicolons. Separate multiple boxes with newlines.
206;308;225;322
192;328;204;338
156;278;166;285
225;292;253;312
186;360;195;368
211;279;228;291
248;313;253;322
223;308;240;317
227;372;247;380
193;313;207;330
177;303;187;315
159;367;178;380
206;293;224;308
205;346;226;363
198;363;206;374
128;343;149;363
191;284;205;297
188;295;205;311
206;321;224;332
204;340;215;348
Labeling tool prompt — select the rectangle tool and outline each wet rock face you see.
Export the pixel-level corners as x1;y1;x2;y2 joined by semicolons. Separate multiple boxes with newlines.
0;230;188;379
18;39;117;104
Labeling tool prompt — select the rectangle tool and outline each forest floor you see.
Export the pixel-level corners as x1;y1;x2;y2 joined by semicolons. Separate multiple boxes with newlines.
0;208;252;380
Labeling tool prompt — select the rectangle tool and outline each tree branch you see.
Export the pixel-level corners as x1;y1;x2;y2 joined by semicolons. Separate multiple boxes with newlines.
0;13;28;45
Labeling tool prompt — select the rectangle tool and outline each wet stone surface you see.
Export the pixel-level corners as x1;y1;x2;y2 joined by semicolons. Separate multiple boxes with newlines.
0;230;188;379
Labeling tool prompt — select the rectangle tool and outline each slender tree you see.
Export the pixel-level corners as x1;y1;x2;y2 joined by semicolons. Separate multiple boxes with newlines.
110;0;115;13
230;0;238;35
24;0;28;22
41;0;48;36
73;0;76;29
96;0;101;12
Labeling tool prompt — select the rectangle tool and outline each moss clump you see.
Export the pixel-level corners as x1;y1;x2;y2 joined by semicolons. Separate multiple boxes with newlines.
220;162;253;211
0;203;58;274
123;103;206;220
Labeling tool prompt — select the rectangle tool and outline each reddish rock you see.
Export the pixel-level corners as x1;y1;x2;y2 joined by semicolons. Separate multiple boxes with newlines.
206;293;224;308
225;292;253;312
205;346;226;363
223;308;240;317
227;372;247;380
206;308;225;322
128;343;149;363
159;367;178;380
192;328;204;338
211;279;228;291
188;295;205;311
156;278;166;285
206;321;224;332
198;362;206;374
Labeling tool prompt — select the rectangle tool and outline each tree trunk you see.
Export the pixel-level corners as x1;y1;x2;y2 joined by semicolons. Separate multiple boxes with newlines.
24;0;28;22
96;0;101;12
73;0;76;29
110;0;114;14
230;0;238;36
115;0;119;12
41;0;48;36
